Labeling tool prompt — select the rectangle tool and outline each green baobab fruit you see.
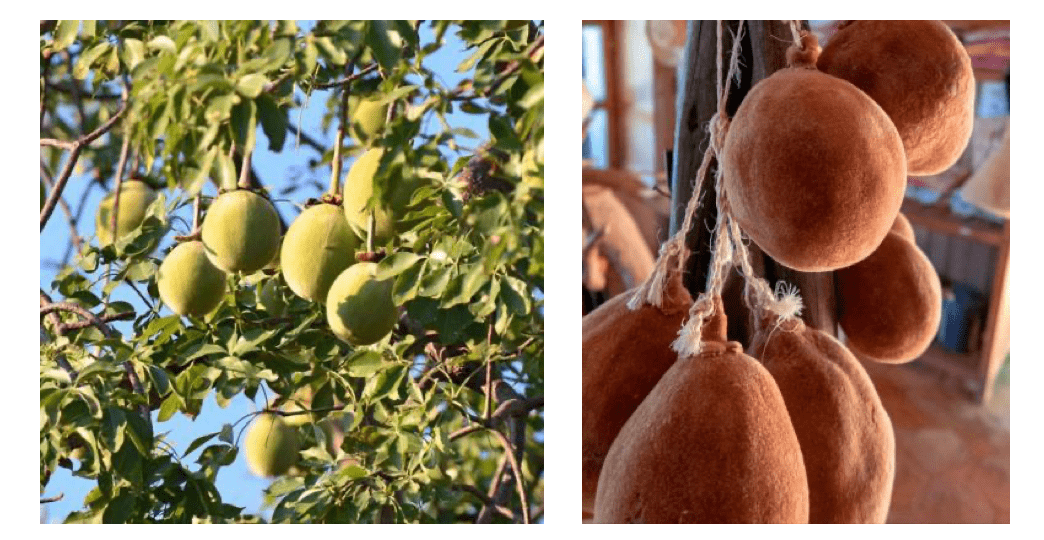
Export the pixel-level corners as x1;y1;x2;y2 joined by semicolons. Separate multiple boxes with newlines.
349;97;389;144
342;149;424;244
244;413;300;478
281;203;360;302
201;190;281;273
257;278;285;316
157;241;227;317
325;262;398;345
95;179;158;245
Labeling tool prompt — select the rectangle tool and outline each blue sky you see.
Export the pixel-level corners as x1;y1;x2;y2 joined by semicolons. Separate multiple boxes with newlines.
40;21;496;523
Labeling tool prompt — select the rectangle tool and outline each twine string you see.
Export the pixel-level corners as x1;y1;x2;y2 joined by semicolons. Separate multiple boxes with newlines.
627;21;745;313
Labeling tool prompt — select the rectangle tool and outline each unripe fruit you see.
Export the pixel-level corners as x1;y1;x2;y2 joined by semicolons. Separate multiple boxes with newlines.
95;179;158;245
257;278;285;316
244;413;300;478
349;97;389;144
325;262;398;345
157;241;227;317
342;149;423;243
201;190;281;273
281;203;360;302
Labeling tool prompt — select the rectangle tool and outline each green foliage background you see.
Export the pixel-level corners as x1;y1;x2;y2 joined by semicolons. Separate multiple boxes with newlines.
40;20;543;523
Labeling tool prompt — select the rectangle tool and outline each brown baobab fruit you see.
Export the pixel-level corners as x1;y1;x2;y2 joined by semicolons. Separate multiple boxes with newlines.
750;313;896;523
837;232;942;363
818;20;975;176
722;32;906;272
594;299;809;523
890;212;915;243
580;270;691;515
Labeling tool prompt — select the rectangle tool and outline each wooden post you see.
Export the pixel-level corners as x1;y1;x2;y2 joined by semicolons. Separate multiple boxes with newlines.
670;20;837;342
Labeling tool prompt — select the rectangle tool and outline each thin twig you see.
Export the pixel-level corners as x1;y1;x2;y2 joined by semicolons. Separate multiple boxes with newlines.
311;63;379;90
40;94;129;232
40;161;81;254
40;493;64;504
490;429;530;524
454;484;516;520
286;123;326;154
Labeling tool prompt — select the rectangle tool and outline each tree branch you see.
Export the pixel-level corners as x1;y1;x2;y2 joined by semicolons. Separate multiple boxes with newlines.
40;94;129;232
40;161;81;255
311;63;379;90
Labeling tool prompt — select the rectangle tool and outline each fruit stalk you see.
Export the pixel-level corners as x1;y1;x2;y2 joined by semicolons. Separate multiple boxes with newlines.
237;147;253;190
328;63;354;198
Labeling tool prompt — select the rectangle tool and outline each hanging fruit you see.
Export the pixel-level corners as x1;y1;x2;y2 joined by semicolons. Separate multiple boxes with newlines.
325;262;398;346
750;312;896;523
95;179;158;245
281;203;360;302
581;267;691;515
342;149;422;244
244;413;301;478
818;21;975;176
890;212;916;243
157;240;227;317
837;231;942;363
722;32;907;272
201;189;282;274
594;298;809;523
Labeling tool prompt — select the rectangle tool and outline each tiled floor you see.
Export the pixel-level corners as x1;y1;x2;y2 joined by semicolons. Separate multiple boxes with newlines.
863;357;1010;524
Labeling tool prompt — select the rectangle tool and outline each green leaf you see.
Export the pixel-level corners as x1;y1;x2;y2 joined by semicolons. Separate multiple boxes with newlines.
183;432;218;458
457;38;497;73
343;464;368;479
122;39;146;70
501;275;531;315
235;73;268;99
214;149;237;191
256;94;288;152
231;99;257;153
147;36;177;55
375;252;422;281
102;491;136;524
199;20;220;42
346;351;385;378
314;36;347;65
489;116;523;151
73;42;110;80
157;395;180;422
392;259;425;304
443;263;487;308
367;21;401;71
80;20;96;38
52;21;79;51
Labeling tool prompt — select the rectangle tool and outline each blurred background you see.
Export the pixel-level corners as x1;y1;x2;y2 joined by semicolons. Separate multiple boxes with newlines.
581;20;1010;523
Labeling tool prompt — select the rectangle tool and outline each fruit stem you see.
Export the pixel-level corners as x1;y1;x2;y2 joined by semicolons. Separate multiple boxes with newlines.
237;147;253;190
192;194;201;232
328;63;354;198
366;210;375;253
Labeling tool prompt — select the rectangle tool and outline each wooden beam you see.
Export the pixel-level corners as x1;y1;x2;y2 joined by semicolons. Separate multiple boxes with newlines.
670;20;837;340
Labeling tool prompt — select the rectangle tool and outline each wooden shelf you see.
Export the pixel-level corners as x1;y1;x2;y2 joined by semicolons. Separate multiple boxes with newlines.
900;196;1009;404
901;198;1006;247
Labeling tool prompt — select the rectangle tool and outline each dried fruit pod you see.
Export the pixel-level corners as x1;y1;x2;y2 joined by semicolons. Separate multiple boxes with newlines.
818;21;975;176
722;33;906;272
890;212;915;243
837;232;942;363
593;299;809;523
201;189;281;273
95;179;158;246
157;240;227;317
750;314;895;523
281;203;360;302
581;270;691;514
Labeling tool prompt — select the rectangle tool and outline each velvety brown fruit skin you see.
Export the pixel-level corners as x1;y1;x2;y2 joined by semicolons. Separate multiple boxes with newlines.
818;20;975;176
890;212;915;243
750;316;896;523
722;67;907;272
581;274;691;515
837;232;943;363
594;304;809;524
